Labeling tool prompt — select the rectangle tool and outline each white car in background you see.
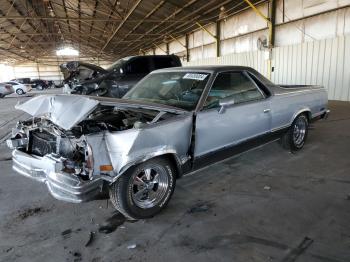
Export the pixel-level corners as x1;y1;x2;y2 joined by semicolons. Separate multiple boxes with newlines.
0;81;31;97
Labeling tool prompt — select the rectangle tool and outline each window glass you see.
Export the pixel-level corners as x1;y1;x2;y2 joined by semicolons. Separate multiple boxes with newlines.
125;57;150;74
153;57;177;70
124;71;210;110
203;72;264;109
247;72;271;97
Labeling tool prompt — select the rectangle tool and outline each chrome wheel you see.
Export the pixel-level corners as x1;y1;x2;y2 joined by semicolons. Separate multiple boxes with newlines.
293;117;307;146
16;89;24;95
131;166;169;209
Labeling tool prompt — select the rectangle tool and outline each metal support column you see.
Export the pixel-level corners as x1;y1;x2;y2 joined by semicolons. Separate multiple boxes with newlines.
185;34;190;62
243;0;276;79
196;22;219;57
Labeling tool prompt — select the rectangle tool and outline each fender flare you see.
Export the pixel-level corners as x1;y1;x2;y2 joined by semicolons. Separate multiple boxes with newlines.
110;150;184;183
290;108;311;125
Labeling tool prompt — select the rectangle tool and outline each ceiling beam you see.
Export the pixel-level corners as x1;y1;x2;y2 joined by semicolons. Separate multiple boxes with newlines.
113;0;165;48
0;15;191;22
98;0;143;55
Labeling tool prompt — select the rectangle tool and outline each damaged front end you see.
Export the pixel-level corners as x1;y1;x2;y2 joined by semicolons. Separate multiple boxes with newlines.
60;61;115;96
7;117;102;202
7;94;192;203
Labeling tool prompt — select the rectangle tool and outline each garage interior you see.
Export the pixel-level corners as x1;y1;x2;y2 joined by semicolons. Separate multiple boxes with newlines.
0;0;350;261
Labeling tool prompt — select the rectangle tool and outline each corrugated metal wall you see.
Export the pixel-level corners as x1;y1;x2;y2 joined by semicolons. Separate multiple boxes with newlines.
184;35;350;101
273;35;350;101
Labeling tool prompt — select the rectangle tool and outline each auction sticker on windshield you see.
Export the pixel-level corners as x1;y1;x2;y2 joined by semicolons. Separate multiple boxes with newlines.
183;73;208;81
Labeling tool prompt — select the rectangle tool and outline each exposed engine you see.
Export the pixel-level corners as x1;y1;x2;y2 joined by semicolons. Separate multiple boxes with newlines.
10;106;172;178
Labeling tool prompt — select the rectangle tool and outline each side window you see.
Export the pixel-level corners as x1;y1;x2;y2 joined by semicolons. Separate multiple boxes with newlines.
153;57;177;70
125;57;150;74
247;72;271;97
204;71;264;109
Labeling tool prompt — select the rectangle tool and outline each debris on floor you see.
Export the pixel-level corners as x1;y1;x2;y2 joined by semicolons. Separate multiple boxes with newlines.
98;212;126;234
85;231;95;247
16;206;50;220
61;229;72;239
187;201;211;213
264;186;272;191
127;244;137;249
281;236;313;262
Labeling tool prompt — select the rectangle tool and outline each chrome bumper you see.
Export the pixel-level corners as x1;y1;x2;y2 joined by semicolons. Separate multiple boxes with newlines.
11;149;103;203
321;109;330;120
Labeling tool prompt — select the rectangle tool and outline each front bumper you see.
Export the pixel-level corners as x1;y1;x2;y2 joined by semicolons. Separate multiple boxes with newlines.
11;149;103;203
321;109;330;119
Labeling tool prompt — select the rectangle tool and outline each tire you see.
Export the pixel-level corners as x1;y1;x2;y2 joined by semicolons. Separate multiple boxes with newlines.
281;114;309;151
109;157;176;220
16;89;24;95
0;93;4;98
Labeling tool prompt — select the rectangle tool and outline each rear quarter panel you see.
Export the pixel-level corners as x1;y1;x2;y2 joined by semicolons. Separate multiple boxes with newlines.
270;87;328;130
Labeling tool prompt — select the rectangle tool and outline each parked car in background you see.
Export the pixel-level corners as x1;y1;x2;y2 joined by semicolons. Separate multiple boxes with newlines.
7;66;329;219
30;79;51;90
60;55;182;97
10;78;31;84
5;81;31;95
0;83;13;98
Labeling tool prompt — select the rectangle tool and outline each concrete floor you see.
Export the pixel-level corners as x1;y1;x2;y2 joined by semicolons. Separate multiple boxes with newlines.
0;89;349;262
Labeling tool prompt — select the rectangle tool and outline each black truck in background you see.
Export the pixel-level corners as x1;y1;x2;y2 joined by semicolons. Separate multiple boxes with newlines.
60;55;182;98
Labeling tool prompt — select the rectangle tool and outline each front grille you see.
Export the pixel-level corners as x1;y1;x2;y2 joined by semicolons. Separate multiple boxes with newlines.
29;131;57;156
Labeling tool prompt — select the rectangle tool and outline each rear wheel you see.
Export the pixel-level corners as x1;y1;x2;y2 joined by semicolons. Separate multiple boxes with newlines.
16;88;24;95
281;114;309;151
109;157;176;220
0;93;4;98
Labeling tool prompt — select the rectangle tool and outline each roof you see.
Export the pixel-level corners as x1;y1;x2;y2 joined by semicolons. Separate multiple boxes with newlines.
153;65;257;73
0;0;265;63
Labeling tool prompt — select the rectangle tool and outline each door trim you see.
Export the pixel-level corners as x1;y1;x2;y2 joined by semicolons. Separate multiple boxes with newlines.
192;127;289;170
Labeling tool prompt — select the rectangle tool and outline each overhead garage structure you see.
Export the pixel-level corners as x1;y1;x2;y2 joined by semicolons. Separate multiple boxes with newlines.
1;1;350;262
0;0;349;101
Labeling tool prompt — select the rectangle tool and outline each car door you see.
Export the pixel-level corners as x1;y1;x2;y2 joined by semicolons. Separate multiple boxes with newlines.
194;71;272;163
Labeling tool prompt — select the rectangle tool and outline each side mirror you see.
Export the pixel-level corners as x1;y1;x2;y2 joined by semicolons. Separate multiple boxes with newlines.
218;97;235;114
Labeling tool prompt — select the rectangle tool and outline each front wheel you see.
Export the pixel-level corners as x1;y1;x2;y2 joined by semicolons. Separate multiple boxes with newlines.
281;114;309;151
109;157;176;220
16;88;24;95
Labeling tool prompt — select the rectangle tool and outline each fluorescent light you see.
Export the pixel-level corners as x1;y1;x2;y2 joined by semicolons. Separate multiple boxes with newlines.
56;47;79;56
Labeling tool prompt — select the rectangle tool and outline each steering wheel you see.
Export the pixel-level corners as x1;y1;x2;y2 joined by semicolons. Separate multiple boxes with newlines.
158;91;180;101
158;82;182;101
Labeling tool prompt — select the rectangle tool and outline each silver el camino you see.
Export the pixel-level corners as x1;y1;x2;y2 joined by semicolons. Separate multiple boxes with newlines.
7;66;329;219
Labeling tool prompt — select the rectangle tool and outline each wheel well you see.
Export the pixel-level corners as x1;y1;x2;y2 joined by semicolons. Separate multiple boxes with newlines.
158;153;183;178
294;110;311;123
118;153;183;181
300;111;311;122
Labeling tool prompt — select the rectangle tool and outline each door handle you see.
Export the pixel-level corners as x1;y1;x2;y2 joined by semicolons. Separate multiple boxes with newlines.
263;109;271;113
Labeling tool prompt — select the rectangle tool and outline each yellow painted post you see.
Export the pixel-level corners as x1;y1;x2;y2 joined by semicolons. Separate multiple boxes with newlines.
243;0;273;79
195;22;219;57
153;43;167;54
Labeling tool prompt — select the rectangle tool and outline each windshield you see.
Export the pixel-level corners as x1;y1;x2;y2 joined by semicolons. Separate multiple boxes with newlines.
107;57;133;72
123;71;210;110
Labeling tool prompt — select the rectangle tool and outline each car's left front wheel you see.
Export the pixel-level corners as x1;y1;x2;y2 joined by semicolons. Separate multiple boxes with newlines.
109;157;176;220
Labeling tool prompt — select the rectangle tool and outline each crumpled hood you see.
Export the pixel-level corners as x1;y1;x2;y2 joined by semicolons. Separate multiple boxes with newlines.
60;61;108;82
15;95;99;130
15;94;186;130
